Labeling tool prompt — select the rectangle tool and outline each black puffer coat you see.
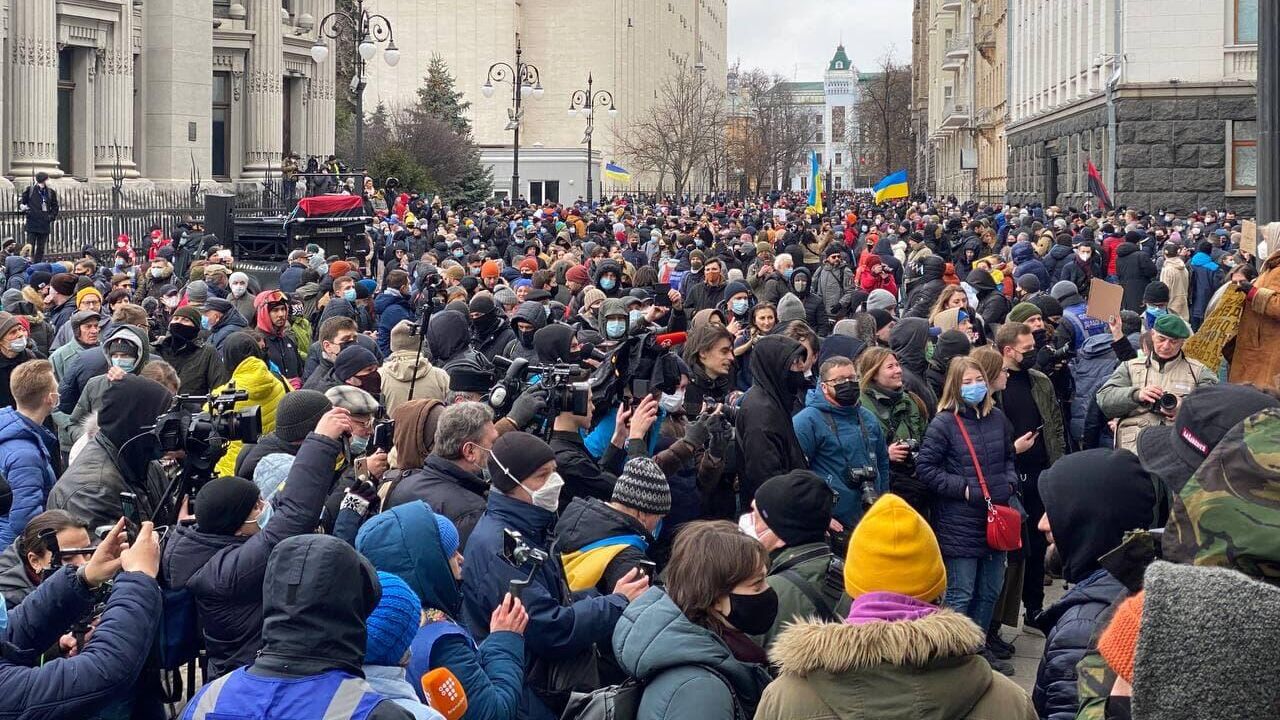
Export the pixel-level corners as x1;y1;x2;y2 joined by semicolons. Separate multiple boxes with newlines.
903;256;947;319
735;335;809;501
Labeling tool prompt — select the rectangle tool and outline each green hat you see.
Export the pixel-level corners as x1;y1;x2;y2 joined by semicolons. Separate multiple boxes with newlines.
1153;314;1191;339
1008;302;1042;324
1163;407;1280;581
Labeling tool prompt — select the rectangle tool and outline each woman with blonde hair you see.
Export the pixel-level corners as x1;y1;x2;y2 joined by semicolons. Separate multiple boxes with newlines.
857;347;930;516
915;355;1019;675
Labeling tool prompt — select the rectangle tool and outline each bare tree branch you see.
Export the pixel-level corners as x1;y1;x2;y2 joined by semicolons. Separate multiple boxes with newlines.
855;49;913;178
612;65;725;195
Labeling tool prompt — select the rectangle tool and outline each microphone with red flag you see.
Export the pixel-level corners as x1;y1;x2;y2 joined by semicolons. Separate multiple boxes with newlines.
420;667;468;720
654;331;687;349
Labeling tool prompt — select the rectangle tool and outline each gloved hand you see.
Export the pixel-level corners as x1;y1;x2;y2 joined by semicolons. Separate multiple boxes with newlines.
682;416;712;450
342;478;381;518
507;388;549;429
1237;280;1254;294
703;412;733;460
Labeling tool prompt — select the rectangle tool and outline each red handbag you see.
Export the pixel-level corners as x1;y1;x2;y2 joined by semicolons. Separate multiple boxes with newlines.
953;413;1023;552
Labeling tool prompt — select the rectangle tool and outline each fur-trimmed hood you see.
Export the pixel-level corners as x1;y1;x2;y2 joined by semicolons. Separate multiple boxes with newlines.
758;609;1037;720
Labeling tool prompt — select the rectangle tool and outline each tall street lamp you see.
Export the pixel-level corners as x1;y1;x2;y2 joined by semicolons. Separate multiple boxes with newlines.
311;0;399;169
567;74;616;206
483;34;542;203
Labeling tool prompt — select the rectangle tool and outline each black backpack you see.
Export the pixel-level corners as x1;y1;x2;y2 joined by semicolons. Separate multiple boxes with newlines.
561;665;745;720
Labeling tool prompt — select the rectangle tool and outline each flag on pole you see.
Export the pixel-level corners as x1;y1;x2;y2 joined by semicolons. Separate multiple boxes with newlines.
603;161;631;184
871;170;910;203
807;152;824;214
1086;159;1112;210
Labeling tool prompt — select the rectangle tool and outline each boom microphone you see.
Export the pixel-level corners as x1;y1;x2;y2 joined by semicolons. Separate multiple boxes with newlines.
653;331;687;349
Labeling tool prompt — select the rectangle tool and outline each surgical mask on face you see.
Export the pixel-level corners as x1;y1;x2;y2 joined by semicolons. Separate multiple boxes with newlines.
606;319;627;339
256;502;273;529
8;338;25;353
629;309;645;326
349;435;369;455
150;268;164;279
600;277;616;291
731;298;749;315
342;288;356;302
783;268;794;280
453;249;465;258
111;357;137;373
658;391;684;414
960;382;987;405
201;315;211;330
518;472;564;512
1145;304;1168;318
470;267;481;277
162;296;179;309
1077;250;1092;262
231;283;247;298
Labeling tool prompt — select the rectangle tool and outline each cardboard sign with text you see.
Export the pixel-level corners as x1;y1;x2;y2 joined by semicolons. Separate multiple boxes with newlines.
1241;219;1257;256
1086;278;1124;324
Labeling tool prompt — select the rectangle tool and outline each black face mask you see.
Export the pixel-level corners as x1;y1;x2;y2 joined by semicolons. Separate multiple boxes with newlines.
725;587;778;635
1016;352;1037;372
787;370;812;393
832;380;860;406
1032;328;1049;347
169;323;199;344
518;328;536;348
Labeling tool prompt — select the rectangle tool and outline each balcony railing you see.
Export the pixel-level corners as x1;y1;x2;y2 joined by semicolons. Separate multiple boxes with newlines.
945;33;972;58
940;0;962;13
941;101;970;129
1224;45;1257;81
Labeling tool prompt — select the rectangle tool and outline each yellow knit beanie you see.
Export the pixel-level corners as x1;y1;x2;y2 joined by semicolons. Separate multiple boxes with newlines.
844;494;947;602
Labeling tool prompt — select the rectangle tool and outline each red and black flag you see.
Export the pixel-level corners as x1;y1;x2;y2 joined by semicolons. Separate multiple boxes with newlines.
1086;159;1112;210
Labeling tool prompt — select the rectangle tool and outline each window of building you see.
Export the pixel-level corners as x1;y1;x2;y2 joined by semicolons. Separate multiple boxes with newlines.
1235;0;1258;44
212;72;232;178
1228;119;1257;191
800;174;807;190
835;152;843;166
529;180;560;204
57;48;75;176
834;175;843;189
816;152;823;166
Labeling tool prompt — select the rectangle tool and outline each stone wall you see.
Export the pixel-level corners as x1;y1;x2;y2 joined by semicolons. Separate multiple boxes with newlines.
1008;92;1257;215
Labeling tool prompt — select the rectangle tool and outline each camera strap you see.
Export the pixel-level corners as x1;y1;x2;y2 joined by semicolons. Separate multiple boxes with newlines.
823;406;873;473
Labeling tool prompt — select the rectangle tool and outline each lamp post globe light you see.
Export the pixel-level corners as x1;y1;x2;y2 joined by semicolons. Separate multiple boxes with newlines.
482;34;542;203
310;0;398;168
567;74;617;206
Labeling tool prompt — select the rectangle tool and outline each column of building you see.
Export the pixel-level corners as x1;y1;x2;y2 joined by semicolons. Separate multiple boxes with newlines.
94;0;138;179
6;0;60;177
242;0;285;178
301;0;336;161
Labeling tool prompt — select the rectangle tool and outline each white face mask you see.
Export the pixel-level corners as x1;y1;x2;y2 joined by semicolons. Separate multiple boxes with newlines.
518;472;564;512
231;283;247;298
658;391;684;414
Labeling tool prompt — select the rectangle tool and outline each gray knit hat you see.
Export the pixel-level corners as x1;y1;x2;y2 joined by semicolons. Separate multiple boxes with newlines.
274;389;332;443
185;280;209;307
866;289;896;313
493;286;518;308
611;457;671;515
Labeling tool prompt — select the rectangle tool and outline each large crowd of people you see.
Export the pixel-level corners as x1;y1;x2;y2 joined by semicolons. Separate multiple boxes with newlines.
0;185;1276;720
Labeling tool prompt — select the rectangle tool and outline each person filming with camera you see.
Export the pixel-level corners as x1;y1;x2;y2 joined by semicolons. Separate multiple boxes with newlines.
161;405;354;679
1096;314;1217;453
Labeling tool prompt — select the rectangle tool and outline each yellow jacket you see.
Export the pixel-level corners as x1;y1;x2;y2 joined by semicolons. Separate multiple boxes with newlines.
213;356;289;477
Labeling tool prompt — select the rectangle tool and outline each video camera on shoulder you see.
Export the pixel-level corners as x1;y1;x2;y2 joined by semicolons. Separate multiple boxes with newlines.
489;356;591;420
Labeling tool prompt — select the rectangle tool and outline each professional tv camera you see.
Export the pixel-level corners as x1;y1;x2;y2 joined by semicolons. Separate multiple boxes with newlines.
147;382;262;526
489;356;591;437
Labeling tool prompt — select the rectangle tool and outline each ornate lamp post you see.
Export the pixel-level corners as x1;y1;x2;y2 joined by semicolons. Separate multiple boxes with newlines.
310;0;399;168
482;34;542;203
567;74;616;206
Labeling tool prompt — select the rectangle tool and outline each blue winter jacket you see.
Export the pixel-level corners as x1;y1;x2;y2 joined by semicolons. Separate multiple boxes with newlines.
374;290;414;356
1068;334;1120;443
462;491;628;720
0;567;161;718
1033;569;1128;720
1011;241;1050;290
1187;251;1221;323
357;502;525;720
0;408;58;547
916;406;1017;558
793;389;890;527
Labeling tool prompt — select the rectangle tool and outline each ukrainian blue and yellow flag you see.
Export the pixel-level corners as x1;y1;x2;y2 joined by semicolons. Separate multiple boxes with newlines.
561;534;648;592
807;152;824;214
872;169;909;203
603;161;631;184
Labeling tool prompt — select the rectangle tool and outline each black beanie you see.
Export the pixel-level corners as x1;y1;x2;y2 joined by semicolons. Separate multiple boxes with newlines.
867;309;894;331
1031;294;1064;320
334;345;378;383
487;431;556;492
274;389;332;443
195;476;261;535
1142;280;1171;304
754;470;833;546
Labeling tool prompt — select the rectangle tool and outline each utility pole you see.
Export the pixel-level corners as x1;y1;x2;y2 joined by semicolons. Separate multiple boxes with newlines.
1259;0;1278;225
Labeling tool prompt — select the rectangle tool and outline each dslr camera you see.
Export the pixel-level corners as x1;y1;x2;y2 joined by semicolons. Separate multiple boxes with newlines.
848;466;880;508
1148;392;1179;417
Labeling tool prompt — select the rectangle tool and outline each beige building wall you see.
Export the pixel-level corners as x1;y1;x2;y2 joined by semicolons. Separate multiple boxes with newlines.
365;0;728;196
925;0;977;199
974;0;1006;198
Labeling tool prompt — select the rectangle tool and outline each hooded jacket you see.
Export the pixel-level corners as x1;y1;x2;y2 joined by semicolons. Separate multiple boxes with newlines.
857;253;897;295
255;291;304;381
426;310;471;366
213;340;290;478
736;335;810;501
508;301;549;361
375;290;414;356
356;502;525;720
613;588;773;720
58;322;150;420
0;407;58;547
812;260;855;318
208;305;250;355
788;267;829;333
379;350;449;414
1159;255;1190;321
1011;240;1050;290
756;604;1036;720
904;256;947;319
0;538;35;608
1069;334;1121;443
1186;251;1222;323
793;388;890;527
162;433;342;679
1033;449;1156;720
199;535;412;720
966;269;1010;330
472;308;517;363
1115;242;1158;313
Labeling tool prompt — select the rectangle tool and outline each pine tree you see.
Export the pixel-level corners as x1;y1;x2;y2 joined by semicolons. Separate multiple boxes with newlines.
414;54;472;137
451;150;495;205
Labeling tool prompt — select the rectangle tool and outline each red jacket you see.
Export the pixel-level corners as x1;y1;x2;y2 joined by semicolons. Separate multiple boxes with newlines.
857;252;898;295
1104;236;1124;276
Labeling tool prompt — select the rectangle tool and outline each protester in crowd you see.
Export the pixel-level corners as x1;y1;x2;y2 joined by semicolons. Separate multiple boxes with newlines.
613;520;775;720
0;360;60;546
736;334;810;503
757;494;1036;720
255;289;304;386
360;571;449;720
916;355;1018;675
202;296;249;357
1228;249;1280;390
0;509;92;608
378;320;450;412
211;332;291;477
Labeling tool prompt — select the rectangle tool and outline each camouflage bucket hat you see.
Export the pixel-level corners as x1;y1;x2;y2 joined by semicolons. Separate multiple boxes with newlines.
1163;407;1280;583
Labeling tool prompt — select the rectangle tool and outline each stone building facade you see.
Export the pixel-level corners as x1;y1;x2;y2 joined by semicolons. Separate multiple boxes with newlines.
1006;0;1258;214
0;0;336;188
364;0;728;201
914;0;979;200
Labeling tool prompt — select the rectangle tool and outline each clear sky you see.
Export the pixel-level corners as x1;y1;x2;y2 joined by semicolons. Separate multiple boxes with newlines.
727;0;913;79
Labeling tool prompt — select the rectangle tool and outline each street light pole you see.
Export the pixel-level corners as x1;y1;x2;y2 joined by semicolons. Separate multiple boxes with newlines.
311;0;400;169
568;73;617;207
1260;0;1278;225
483;34;543;204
